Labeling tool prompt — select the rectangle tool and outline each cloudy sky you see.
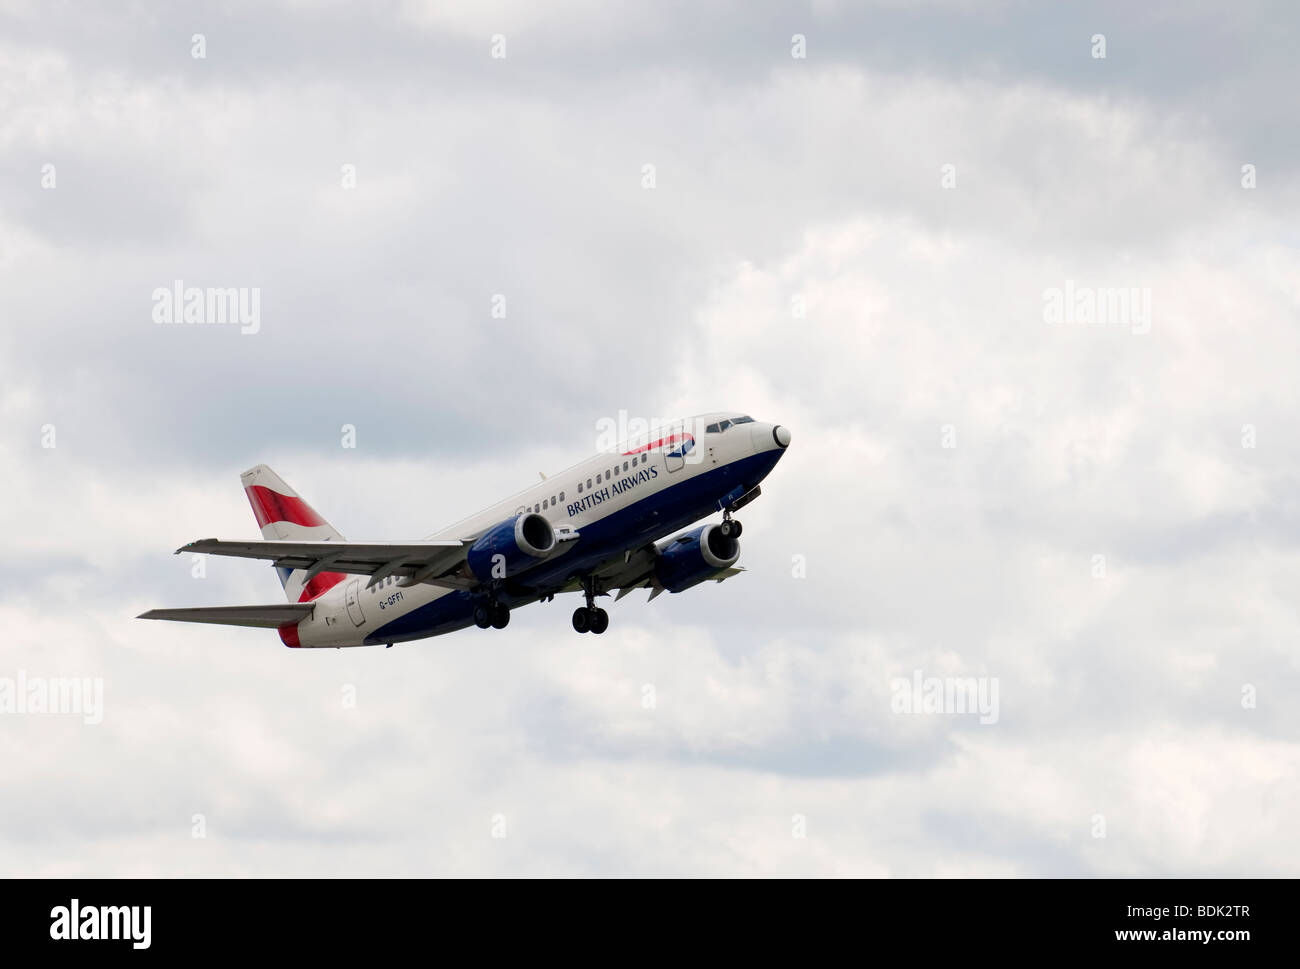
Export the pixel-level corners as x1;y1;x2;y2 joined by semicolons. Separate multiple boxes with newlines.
2;0;1297;874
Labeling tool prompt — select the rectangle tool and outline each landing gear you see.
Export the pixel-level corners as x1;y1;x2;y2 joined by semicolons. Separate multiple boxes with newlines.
490;602;510;629
571;606;608;634
572;576;610;634
572;607;591;633
719;511;743;538
475;600;511;629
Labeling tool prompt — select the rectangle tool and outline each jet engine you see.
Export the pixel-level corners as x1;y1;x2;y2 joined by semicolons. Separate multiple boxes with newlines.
467;513;557;581
654;523;741;593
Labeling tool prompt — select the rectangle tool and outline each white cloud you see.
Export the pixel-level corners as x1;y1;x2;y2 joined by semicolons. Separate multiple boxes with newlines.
1;1;1297;875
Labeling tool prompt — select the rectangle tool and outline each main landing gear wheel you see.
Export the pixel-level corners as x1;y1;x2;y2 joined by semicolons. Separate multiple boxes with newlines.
572;607;591;633
573;575;610;634
572;606;608;634
476;602;510;629
490;602;510;629
719;517;743;538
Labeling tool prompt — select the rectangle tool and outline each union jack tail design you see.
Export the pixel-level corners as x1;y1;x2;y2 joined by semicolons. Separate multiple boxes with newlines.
240;464;347;603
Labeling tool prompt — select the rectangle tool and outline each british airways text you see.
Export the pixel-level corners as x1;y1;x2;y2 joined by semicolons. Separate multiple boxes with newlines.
567;466;658;517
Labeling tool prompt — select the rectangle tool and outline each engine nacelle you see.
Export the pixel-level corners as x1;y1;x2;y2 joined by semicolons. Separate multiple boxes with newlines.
654;523;741;594
467;513;556;581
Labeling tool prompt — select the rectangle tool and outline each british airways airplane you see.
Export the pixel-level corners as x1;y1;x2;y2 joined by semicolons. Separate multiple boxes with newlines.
139;414;792;647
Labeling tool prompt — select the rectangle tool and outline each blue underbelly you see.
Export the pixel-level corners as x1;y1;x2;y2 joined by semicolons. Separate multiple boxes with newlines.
365;450;780;644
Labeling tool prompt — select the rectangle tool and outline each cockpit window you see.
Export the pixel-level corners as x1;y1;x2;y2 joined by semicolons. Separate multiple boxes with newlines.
707;416;753;432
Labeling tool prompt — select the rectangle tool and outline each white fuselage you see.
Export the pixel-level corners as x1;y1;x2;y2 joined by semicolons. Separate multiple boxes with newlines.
293;415;788;647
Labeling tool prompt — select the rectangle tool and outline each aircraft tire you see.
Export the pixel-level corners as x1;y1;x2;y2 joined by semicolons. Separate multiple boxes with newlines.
572;608;591;633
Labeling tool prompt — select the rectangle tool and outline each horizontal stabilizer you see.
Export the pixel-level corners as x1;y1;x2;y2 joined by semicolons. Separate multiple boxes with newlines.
137;604;314;628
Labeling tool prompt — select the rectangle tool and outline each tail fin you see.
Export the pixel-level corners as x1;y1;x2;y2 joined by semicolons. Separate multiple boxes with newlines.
240;464;347;602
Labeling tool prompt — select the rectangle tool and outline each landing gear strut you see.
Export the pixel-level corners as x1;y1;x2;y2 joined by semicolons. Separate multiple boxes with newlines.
572;576;609;635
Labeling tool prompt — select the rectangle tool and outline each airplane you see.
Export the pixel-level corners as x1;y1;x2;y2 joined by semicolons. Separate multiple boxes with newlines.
138;413;791;648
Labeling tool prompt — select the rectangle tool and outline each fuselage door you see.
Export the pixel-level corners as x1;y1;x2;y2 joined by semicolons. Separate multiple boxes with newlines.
664;423;687;473
345;579;365;627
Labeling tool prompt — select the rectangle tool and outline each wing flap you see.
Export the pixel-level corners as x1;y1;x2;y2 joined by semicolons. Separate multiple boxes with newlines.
137;604;315;628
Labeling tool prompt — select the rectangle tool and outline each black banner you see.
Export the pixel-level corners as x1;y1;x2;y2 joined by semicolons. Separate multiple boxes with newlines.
0;877;1282;957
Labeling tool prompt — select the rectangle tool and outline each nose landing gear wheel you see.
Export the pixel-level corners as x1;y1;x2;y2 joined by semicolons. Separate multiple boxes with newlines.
474;604;492;629
589;607;609;635
719;516;743;538
572;607;591;633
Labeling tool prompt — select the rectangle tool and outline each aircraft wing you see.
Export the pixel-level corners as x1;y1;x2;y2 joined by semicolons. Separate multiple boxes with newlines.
177;538;474;589
137;603;315;628
610;565;745;601
557;546;746;602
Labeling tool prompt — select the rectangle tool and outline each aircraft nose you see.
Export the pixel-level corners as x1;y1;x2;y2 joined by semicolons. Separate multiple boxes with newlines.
772;424;791;448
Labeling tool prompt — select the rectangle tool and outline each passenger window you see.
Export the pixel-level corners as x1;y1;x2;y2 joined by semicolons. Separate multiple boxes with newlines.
577;483;583;493
587;478;592;488
559;491;564;501
623;462;628;472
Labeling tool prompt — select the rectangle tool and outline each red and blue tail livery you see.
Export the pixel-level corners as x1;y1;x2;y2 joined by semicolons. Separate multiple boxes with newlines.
139;413;791;647
241;465;348;602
